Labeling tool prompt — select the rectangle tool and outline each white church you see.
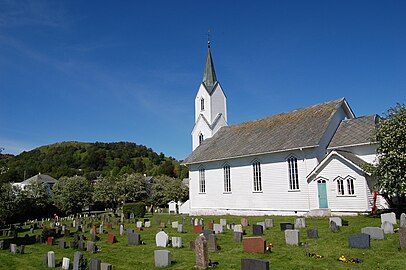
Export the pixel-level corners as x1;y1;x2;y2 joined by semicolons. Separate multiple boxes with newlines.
183;42;388;216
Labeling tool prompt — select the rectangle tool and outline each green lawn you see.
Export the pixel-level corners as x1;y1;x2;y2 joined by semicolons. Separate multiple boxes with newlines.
0;214;405;269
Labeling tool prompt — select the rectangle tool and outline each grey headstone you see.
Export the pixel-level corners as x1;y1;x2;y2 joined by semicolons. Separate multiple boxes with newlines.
127;232;141;245
100;262;113;270
208;234;217;252
256;222;266;231
202;229;214;240
280;222;294;231
234;231;243;243
177;224;183;233
253;224;263;236
220;219;227;226
190;218;194;226
119;224;124;236
381;212;397;225
295;218;306;228
69;240;77;248
10;243;17;254
400;228;406;250
87;241;96;253
154;250;171;267
136;221;143;228
145;221;151;228
62;257;70;270
329;217;342;227
189;240;195;250
330;221;339;233
381;221;394;234
172;221;178;229
89;258;101;270
172;236;182;248
264;219;273;228
307;229;319;239
400;213;406;228
234;224;243;233
73;251;85;270
348;233;370;248
19;245;25;254
241;258;269;270
155;231;169;247
361;227;384;240
47;251;56;268
78;240;85;251
285;229;300;246
59;240;66;249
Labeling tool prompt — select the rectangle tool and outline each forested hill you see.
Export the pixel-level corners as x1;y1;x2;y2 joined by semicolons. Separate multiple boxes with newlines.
0;141;188;183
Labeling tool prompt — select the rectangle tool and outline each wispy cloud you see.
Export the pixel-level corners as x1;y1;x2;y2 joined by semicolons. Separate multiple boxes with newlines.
0;137;36;155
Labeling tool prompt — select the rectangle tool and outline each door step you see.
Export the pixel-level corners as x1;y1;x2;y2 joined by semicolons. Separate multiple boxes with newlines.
305;209;331;217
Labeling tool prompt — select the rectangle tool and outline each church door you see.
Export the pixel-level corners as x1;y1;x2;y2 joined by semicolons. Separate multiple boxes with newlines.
317;179;328;208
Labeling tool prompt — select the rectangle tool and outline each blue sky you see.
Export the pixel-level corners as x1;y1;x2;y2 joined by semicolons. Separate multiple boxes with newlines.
1;1;405;160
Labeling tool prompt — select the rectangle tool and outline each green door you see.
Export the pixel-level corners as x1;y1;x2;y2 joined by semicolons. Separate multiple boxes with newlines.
317;180;328;208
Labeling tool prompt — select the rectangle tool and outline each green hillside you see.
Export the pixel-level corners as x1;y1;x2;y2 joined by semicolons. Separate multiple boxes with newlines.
0;141;188;183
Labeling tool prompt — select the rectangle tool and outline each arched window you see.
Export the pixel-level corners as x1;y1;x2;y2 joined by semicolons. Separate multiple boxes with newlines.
346;176;355;195
223;164;231;192
287;156;299;190
252;160;262;192
200;98;205;111
335;177;344;195
199;133;204;145
199;167;206;193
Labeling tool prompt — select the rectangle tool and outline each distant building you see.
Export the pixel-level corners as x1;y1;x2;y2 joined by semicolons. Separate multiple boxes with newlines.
13;173;58;194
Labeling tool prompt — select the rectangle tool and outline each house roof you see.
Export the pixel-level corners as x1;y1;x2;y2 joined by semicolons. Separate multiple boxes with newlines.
184;98;351;164
202;43;218;94
20;173;58;185
328;115;377;149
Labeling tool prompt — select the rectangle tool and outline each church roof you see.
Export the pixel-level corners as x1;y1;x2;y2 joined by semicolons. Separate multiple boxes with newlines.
328;115;377;149
184;98;351;164
202;43;218;94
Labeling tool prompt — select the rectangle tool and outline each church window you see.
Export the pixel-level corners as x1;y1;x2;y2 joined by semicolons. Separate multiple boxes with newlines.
287;156;299;190
200;98;205;111
199;133;204;145
252;160;262;192
346;176;355;195
199;168;206;193
336;177;344;195
223;164;231;193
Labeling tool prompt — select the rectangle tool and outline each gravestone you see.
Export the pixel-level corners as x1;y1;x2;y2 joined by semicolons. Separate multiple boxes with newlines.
156;231;169;247
19;245;25;254
264;219;273;228
47;236;55;246
329;217;342;227
399;228;406;250
167;220;171;225
172;236;182;248
48;251;56;268
208;234;217;252
361;227;384;240
241;218;249;227
136;221;143;228
208;222;214;230
307;229;319;239
101;262;113;270
234;224;243;233
172;221;179;229
119;224;124;236
107;233;117;244
182;217;186;225
202;229;214;241
190;240;195;250
243;237;266;253
234;231;243;243
220;219;227;227
285;230;300;246
62;257;70;270
241;258;269;270
193;225;204;234
154;250;171;267
400;213;406;228
106;224;112;230
99;225;103;234
253;224;263;236
295;218;306;228
213;224;223;234
177;224;183;233
73;251;85;270
59;240;66;249
194;218;199;226
256;222;266;231
190;218;194;226
280;222;294;231
128;232;141;245
145;221;151;228
381;212;397;225
78;240;85;251
43;254;48;266
89;258;101;270
330;221;339;233
195;236;208;269
381;221;394;234
69;240;77;249
10;243;17;254
200;218;204;226
348;233;370;248
87;241;97;253
160;222;166;228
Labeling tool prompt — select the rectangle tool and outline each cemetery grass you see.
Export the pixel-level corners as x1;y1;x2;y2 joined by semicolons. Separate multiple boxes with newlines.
0;215;405;269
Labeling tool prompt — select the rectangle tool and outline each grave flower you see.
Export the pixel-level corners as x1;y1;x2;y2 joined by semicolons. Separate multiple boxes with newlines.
266;243;273;253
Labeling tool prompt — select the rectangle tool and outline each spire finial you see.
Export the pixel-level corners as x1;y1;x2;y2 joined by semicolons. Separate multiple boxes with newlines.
207;29;211;48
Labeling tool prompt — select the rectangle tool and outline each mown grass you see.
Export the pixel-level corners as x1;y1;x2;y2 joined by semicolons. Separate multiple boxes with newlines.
0;214;405;269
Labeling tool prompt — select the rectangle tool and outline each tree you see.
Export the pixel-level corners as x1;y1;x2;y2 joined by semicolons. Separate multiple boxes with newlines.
23;180;50;208
116;173;148;205
93;175;120;210
366;103;406;208
0;183;17;225
53;176;93;214
151;175;189;208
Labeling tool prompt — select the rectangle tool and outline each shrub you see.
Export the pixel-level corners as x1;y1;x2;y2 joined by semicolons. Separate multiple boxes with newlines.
123;202;146;218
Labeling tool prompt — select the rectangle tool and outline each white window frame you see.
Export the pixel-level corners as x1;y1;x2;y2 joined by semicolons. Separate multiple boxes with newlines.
287;156;299;190
198;133;204;145
252;160;262;192
336;177;344;195
199;167;206;193
223;164;231;193
346;176;355;195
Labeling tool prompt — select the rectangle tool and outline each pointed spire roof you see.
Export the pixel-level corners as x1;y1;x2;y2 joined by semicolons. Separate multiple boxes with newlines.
202;41;218;94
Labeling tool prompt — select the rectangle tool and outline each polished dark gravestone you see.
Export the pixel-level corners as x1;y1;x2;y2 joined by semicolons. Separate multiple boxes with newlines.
241;258;269;270
253;224;263;236
307;229;319;239
348;233;370;249
202;229;214;241
280;223;294;231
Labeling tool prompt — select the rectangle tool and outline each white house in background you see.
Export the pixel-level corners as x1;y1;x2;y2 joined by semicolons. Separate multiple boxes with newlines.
182;43;388;216
13;173;58;194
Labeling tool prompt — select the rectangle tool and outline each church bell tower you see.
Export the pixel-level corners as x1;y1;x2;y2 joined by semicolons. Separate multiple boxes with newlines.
192;40;228;150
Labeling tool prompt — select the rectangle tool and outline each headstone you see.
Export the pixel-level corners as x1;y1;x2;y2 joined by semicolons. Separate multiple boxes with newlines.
190;240;195;250
280;222;294;231
128;232;141;245
48;251;56;268
329;217;342;227
43;253;48;266
107;233;117;244
69;240;77;249
100;263;113;270
156;231;169;247
59;240;66;249
234;231;243;243
177;224;183;233
201;229;213;240
73;251;85;270
381;212;397;225
190;218;194;226
78;240;85;251
172;236;182;248
243;237;266;253
193;225;204;234
89;258;101;270
285;229;300;246
136;221;143;228
145;221;151;228
264;219;273;228
208;222;214;230
208;234;217;252
295;218;306;228
330;221;339;233
348;233;370;248
154;250;171;267
234;224;243;233
99;225;103;234
159;222;166;228
172;221;179;229
361;227;384;240
47;236;55;246
213;224;223;234
167;220;171;225
19;245;25;254
10;243;17;254
400;228;406;250
119;224;124;236
241;218;249;227
62;257;70;270
241;258;269;270
194;218;199;226
400;213;406;229
307;229;319;239
107;224;112;230
381;221;394;234
199;218;204;226
64;228;70;236
220;219;227;226
87;241;96;253
253;224;263;236
195;236;208;269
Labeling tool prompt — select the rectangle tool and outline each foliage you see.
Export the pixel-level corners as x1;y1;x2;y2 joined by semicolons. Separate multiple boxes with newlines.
366;103;406;207
116;173;148;204
0;141;188;183
52;176;93;215
151;175;189;207
0;183;19;225
123;202;146;218
92;175;120;210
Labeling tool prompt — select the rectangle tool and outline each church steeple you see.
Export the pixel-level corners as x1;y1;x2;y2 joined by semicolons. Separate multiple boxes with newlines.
202;40;218;94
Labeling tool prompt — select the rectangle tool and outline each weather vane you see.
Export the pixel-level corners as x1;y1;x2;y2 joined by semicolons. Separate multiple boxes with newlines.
207;29;211;48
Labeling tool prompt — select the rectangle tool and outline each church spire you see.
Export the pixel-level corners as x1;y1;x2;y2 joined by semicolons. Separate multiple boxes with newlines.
202;35;217;94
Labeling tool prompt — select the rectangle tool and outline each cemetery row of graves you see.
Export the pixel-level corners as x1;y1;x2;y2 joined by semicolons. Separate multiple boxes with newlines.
1;212;406;269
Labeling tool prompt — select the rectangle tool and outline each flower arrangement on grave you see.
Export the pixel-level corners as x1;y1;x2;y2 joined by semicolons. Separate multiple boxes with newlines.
307;252;323;259
338;255;361;263
266;243;273;253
